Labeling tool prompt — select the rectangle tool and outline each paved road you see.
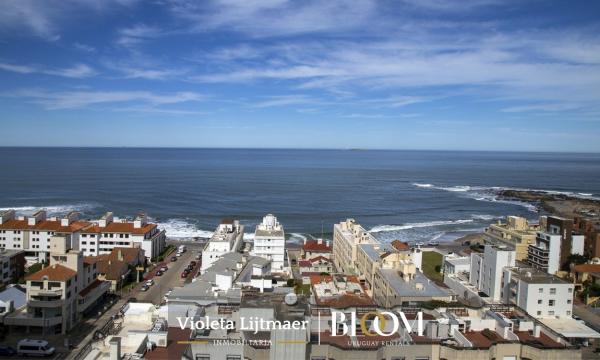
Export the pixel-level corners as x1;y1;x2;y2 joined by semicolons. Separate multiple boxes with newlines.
136;244;202;304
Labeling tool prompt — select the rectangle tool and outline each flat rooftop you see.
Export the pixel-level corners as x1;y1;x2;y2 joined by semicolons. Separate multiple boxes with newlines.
378;269;450;297
508;267;570;285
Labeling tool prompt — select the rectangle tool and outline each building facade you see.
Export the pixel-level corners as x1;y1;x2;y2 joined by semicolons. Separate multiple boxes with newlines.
484;216;538;261
0;248;25;287
469;245;516;300
202;219;244;272
252;214;285;271
332;219;378;274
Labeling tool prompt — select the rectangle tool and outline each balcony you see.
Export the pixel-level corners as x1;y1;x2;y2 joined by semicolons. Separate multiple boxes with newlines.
4;312;62;327
28;299;64;308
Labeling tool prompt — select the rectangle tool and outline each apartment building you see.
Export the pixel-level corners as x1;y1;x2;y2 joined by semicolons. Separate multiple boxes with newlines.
469;245;516;301
573;215;600;258
79;212;166;260
502;267;574;319
4;235;110;334
202;219;244;272
332;218;378;274
252;214;286;271
0;209;90;264
484;216;538;260
0;248;25;287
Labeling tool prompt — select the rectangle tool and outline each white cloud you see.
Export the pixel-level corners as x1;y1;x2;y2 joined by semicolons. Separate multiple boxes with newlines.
253;95;319;108
116;24;165;47
0;0;139;41
11;89;206;109
0;62;96;78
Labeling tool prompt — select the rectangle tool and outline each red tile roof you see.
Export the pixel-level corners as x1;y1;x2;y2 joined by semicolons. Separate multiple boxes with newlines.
145;328;191;360
0;219;91;232
81;222;157;235
303;240;332;252
79;279;105;297
391;240;410;251
514;330;565;348
316;293;376;308
26;264;77;282
308;255;331;263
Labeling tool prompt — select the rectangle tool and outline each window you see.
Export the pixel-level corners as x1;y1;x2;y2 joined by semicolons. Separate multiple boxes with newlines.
538;288;543;293
568;288;573;293
548;311;555;315
537;311;541;316
550;288;556;295
567;299;572;304
226;356;241;360
195;356;210;360
549;300;555;306
537;299;542;304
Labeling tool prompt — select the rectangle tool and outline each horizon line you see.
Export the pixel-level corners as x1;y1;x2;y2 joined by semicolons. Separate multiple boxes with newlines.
0;145;599;155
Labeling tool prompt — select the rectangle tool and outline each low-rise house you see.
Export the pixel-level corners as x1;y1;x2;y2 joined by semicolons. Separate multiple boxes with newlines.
298;256;332;275
571;263;600;285
301;238;332;260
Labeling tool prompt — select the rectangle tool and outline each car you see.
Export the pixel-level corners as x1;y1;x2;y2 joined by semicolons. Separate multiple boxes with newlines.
160;266;168;272
146;279;155;286
170;256;178;262
17;339;55;357
0;346;16;356
181;272;189;278
155;270;163;276
176;252;183;257
140;284;150;291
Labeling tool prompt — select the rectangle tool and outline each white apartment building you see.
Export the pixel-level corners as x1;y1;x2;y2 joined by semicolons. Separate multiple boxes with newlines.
502;267;574;318
528;231;563;275
252;214;286;271
332;218;378;274
4;235;110;334
469;245;516;301
0;210;89;265
78;212;166;260
202;219;244;272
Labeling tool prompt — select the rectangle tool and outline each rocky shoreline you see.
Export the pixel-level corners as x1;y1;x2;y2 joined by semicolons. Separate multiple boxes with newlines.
497;189;600;218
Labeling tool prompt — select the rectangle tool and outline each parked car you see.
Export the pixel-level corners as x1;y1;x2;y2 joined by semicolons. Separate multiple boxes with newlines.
146;279;155;286
0;345;16;356
170;256;178;262
16;339;55;357
181;271;189;278
160;266;168;272
140;284;150;292
155;270;163;276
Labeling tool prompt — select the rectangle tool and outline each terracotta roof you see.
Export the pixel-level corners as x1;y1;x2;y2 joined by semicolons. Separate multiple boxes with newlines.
81;222;157;235
145;328;191;360
26;264;77;282
463;329;508;348
308;256;331;263
391;240;410;251
0;219;91;232
96;259;129;280
302;240;332;252
107;247;144;264
514;330;565;348
572;264;600;273
298;260;312;267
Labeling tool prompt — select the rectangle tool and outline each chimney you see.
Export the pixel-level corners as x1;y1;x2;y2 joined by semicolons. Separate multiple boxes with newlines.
99;212;113;228
28;210;47;226
109;337;121;360
61;211;78;227
533;325;541;338
0;210;15;225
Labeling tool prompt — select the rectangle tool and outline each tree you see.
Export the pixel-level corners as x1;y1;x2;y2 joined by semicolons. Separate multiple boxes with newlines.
562;254;589;271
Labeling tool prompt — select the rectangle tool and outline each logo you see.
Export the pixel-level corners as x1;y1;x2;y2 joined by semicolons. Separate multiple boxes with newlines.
331;310;424;337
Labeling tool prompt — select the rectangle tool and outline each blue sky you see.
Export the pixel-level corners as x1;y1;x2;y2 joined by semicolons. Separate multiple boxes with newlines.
1;0;600;151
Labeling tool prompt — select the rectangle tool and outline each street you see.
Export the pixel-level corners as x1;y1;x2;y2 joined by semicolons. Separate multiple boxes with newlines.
136;243;202;304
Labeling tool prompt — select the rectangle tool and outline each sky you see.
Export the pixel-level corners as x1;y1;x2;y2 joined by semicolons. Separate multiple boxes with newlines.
1;0;600;152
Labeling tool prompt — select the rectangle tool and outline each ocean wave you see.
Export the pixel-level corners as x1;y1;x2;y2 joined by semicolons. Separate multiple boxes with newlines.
158;219;213;240
370;219;474;233
0;203;99;216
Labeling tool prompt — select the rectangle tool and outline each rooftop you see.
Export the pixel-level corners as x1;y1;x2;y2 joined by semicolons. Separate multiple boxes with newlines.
26;264;77;282
378;269;450;298
508;267;570;285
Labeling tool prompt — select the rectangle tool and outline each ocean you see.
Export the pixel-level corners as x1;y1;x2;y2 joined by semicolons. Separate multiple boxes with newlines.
1;147;599;244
